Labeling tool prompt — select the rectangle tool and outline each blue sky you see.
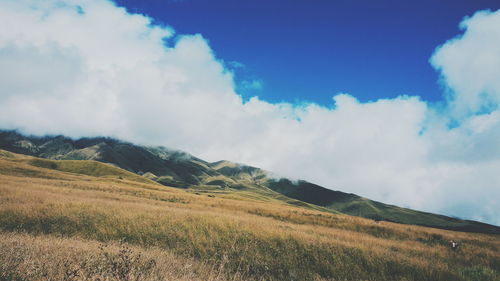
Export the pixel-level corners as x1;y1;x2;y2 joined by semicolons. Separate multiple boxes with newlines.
114;0;500;105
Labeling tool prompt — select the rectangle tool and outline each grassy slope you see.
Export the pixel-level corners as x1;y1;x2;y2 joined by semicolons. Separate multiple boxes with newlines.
2;131;499;235
0;232;238;281
266;179;500;234
0;151;499;281
0;150;336;214
28;158;156;184
0;150;157;186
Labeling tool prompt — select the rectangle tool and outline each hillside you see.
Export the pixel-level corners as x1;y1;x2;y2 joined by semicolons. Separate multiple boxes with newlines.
1;130;499;235
266;179;500;234
0;149;499;281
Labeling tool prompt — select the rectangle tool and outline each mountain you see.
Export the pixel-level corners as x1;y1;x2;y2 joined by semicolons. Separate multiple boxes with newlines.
3;148;499;281
1;130;499;234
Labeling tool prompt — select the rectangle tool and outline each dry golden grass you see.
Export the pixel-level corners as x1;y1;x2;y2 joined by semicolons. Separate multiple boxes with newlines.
0;155;499;281
0;232;251;281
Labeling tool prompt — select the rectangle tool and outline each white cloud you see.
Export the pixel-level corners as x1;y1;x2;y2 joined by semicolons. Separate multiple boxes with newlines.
431;9;500;119
0;0;500;225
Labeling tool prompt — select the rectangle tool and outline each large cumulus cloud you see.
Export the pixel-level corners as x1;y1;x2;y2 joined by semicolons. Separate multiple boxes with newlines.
0;0;499;225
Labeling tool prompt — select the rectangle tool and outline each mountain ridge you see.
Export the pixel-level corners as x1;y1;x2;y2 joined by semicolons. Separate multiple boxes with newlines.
1;129;499;234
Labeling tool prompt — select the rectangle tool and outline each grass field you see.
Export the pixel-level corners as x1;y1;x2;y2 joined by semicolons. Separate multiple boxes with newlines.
0;150;499;281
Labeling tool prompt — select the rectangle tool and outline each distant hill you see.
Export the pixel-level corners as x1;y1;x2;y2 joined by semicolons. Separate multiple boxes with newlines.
1;130;499;234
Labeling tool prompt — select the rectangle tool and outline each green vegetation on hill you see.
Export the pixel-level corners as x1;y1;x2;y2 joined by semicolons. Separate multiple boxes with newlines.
267;179;500;234
28;158;156;184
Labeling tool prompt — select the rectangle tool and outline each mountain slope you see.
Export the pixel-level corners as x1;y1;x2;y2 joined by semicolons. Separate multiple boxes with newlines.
2;149;499;281
266;179;499;233
1;130;499;234
0;131;216;187
0;149;157;185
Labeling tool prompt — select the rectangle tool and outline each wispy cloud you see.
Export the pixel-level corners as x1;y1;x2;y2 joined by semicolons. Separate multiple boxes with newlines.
227;61;245;69
0;0;499;224
240;79;263;90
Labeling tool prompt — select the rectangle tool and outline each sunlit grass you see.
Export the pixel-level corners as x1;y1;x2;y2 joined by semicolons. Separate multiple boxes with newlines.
0;153;499;281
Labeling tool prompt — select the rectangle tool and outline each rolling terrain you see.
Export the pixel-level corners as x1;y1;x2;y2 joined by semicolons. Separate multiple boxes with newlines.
1;130;499;235
0;149;499;281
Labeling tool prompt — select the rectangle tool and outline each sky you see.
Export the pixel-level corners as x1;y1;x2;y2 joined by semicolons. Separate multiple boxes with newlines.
115;0;500;105
1;0;500;225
